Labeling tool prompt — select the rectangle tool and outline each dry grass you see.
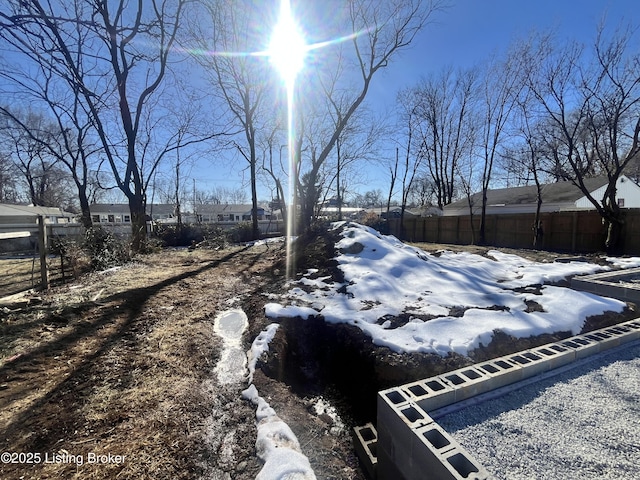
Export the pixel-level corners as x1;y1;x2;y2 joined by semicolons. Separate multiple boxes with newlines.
0;255;76;298
0;247;267;480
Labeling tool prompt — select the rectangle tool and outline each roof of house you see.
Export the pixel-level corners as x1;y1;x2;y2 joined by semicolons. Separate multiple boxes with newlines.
195;204;271;215
0;203;74;217
90;203;272;216
445;177;611;210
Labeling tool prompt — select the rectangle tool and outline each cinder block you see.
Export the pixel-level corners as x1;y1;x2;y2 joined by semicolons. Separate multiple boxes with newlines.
582;329;621;351
534;344;575;369
625;320;640;330
410;424;458;479
477;358;524;388
443;449;493;479
377;389;432;474
607;324;640;344
618;321;640;341
560;336;599;359
439;367;490;403
353;423;378;480
402;378;456;412
376;443;407;480
411;424;493;480
506;350;549;379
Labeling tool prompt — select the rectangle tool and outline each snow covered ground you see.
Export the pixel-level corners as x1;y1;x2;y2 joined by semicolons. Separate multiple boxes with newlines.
266;222;640;356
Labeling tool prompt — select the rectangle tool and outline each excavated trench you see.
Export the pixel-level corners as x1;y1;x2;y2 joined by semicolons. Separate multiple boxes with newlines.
260;315;474;426
252;224;637;429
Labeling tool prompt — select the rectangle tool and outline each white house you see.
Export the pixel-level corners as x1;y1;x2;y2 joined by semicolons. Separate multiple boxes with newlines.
443;176;640;216
0;204;76;225
191;203;273;223
90;203;274;225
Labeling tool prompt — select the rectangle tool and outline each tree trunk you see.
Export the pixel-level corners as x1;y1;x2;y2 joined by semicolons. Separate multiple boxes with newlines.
77;184;93;230
532;185;543;248
128;194;147;253
250;157;259;240
479;187;488;245
604;211;624;254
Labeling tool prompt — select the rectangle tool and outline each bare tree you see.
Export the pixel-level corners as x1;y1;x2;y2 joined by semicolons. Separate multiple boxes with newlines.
393;88;426;235
523;26;640;252
0;151;19;203
187;0;276;240
413;66;478;209
0;111;76;208
476;51;525;244
261;130;288;222
293;0;446;230
0;87;101;227
0;0;191;251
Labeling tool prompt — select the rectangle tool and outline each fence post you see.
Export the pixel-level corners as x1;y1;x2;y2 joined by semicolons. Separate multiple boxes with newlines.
38;215;49;290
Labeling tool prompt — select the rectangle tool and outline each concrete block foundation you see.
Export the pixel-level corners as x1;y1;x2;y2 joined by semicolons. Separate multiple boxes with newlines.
355;318;640;479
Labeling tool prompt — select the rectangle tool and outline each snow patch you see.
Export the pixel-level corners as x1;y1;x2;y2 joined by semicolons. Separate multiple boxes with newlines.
266;222;628;356
213;309;248;385
606;257;640;269
247;323;279;384
242;384;316;480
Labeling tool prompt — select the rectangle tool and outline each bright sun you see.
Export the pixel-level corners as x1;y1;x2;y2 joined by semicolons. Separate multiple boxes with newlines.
268;0;307;87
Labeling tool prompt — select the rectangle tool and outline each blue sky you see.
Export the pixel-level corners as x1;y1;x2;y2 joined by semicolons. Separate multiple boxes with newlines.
372;0;637;111
331;0;636;199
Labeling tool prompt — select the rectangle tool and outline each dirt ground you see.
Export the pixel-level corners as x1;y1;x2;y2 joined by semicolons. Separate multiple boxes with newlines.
0;233;636;480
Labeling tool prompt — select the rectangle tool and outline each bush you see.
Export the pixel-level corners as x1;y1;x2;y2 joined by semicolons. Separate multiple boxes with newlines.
154;223;228;248
228;221;254;243
83;226;131;270
50;236;91;279
359;211;389;233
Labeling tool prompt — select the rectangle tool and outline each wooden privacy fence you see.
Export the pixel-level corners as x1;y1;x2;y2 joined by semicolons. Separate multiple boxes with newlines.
388;209;640;255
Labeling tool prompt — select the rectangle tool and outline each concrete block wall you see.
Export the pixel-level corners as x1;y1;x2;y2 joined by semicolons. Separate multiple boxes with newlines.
355;318;640;479
376;394;492;480
571;268;640;303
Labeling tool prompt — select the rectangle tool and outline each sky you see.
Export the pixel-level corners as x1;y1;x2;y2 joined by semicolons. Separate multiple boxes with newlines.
223;0;639;204
2;0;636;207
372;0;637;112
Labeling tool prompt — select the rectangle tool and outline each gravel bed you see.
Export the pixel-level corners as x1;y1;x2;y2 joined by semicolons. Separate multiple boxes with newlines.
438;341;640;480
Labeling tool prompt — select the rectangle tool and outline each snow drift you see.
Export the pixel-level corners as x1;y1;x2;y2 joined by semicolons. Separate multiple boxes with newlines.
266;222;627;356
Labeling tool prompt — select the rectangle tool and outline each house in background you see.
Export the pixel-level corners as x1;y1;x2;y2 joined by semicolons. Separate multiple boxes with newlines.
191;203;273;224
443;176;640;216
0;204;76;225
90;203;274;225
90;203;179;224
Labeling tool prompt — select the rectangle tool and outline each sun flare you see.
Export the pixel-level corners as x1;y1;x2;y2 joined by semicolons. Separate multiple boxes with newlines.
268;0;307;87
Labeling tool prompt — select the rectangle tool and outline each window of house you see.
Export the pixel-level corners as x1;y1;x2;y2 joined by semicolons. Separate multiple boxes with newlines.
92;215;100;223
124;215;131;222
108;215;115;222
618;198;625;207
218;214;224;221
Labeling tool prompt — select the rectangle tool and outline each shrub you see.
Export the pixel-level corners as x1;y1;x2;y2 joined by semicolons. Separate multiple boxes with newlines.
83;226;131;270
154;223;228;248
50;236;91;279
228;221;254;243
359;211;389;233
